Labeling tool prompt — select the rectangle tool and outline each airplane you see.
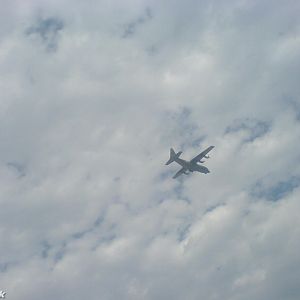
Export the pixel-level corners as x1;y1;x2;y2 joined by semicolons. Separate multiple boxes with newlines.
165;146;214;179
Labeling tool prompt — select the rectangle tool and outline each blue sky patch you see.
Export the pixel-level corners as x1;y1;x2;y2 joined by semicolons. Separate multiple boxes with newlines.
122;7;152;38
26;17;64;51
251;176;300;201
225;118;270;143
7;161;26;177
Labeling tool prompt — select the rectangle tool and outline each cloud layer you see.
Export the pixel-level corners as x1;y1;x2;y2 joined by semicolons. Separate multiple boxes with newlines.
1;0;300;299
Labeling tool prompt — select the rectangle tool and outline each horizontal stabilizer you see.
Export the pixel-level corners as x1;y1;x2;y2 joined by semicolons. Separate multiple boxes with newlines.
165;148;182;165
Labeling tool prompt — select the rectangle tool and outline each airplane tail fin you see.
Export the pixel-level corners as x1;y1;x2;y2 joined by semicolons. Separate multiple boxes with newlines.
165;148;182;165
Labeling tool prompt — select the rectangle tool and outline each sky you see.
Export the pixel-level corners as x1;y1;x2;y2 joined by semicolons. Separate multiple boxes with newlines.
1;0;300;299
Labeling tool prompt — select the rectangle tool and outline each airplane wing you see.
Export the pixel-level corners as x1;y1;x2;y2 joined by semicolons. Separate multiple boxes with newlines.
190;146;214;164
173;167;186;179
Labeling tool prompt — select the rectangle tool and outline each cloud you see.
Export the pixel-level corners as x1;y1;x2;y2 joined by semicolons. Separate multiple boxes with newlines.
1;0;300;299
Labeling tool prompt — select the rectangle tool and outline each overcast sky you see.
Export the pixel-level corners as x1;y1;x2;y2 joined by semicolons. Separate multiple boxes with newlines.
1;1;300;299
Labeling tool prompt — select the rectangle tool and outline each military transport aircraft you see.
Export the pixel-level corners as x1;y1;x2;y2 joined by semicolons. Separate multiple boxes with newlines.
165;146;214;179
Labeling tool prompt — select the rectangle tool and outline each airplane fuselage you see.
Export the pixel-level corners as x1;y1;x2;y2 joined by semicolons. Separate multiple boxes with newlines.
174;158;210;174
